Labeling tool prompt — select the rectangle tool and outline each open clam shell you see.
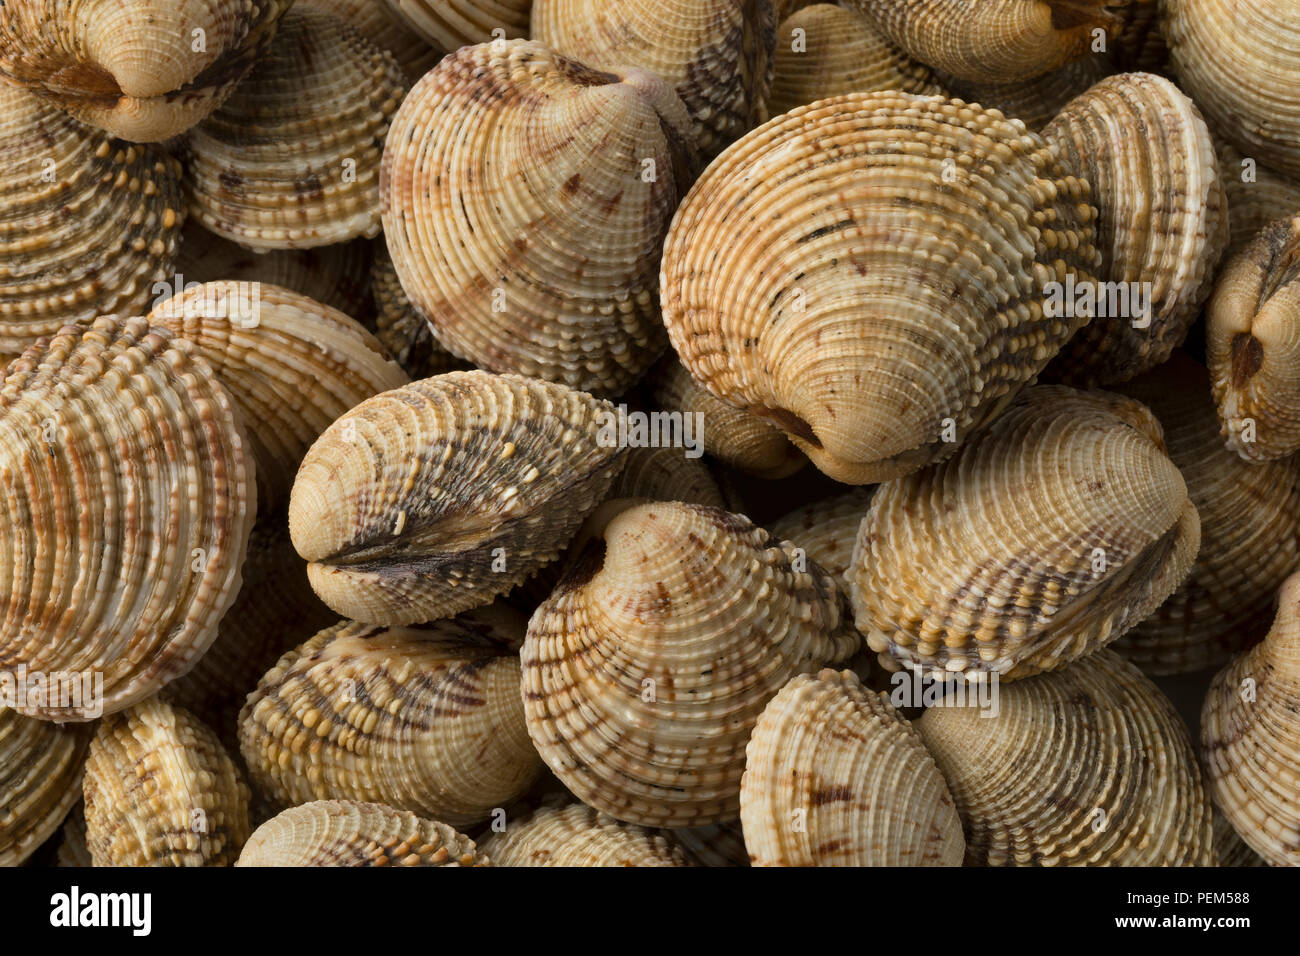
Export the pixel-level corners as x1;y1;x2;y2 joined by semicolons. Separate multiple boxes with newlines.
769;487;874;581
480;804;694;867
384;0;530;52
0;709;93;866
303;0;441;80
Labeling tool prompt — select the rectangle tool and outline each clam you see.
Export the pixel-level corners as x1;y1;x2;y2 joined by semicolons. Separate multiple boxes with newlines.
0;709;93;866
381;40;699;395
181;8;407;251
83;699;251;866
1206;215;1300;462
1042;72;1228;386
237;799;488;866
531;0;776;156
1111;353;1300;676
1166;0;1300;179
384;0;530;52
0;317;255;720
916;650;1216;866
55;803;92;868
1214;141;1300;262
938;55;1109;133
741;669;965;866
1201;570;1300;867
1212;811;1265;868
769;487;874;581
659;90;1101;485
289;371;627;625
847;385;1200;681
239;615;541;828
149;280;409;515
369;242;468;380
0;0;292;142
303;0;441;80
522;501;859;827
651;358;805;479
0;83;184;355
608;445;727;510
673;823;750;867
479;804;693;867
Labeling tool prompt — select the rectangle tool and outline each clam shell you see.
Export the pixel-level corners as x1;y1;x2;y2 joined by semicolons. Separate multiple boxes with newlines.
289;370;627;625
938;55;1110;133
769;487;874;581
239;615;541;828
673;822;750;867
1042;72;1228;386
83;699;251;866
0;317;255;720
740;669;965;866
1213;811;1265;868
1207;215;1300;461
149;281;409;515
181;8;408;251
0;709;93;866
54;802;92;868
369;241;468;379
1215;141;1300;262
531;0;776;156
0;0;292;142
1201;570;1300;867
237;799;488;866
303;0;441;80
916;650;1216;865
0;84;184;355
847;385;1200;681
522;501;859;827
1109;0;1167;73
479;804;693;867
380;40;699;394
1111;353;1300;676
607;445;727;510
384;0;530;52
660;90;1101;485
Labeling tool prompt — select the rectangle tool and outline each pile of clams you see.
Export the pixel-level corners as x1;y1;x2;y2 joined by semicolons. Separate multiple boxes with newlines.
2;0;1299;871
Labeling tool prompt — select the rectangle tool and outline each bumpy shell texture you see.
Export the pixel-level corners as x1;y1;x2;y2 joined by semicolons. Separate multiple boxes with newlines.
237;799;488;866
847;386;1199;681
522;502;859;827
660;90;1101;485
0;0;293;141
385;0;530;52
532;0;776;157
303;0;440;80
0;84;184;355
1042;72;1228;386
289;371;626;626
1207;215;1300;461
381;40;699;395
917;650;1215;866
741;669;964;866
369;241;467;379
239;617;541;828
1202;571;1300;867
607;444;727;510
83;699;251;866
1214;141;1300;262
769;487;873;581
181;8;408;251
939;55;1109;133
0;709;93;866
0;317;255;720
480;803;693;867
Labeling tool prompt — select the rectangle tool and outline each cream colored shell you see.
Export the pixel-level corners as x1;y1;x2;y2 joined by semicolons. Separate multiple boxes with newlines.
369;241;467;380
769;487;874;581
480;804;693;867
303;0;440;79
384;0;530;52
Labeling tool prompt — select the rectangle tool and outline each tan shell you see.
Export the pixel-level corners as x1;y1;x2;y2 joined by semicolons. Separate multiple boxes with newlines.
939;55;1110;133
239;616;541;828
480;804;693;867
1207;215;1300;461
384;0;530;52
1215;141;1300;261
651;358;805;479
181;8;407;251
660;90;1101;485
522;501;859;827
844;0;1120;84
1042;72;1228;385
0;317;255;720
608;445;727;510
302;0;441;80
673;822;750;867
289;371;626;625
237;799;488;866
1166;0;1300;179
369;241;467;379
917;650;1215;865
1201;570;1300;866
0;0;292;142
741;669;965;866
55;803;92;868
381;40;699;395
532;0;776;156
83;699;251;866
1213;811;1265;868
769;487;874;581
848;385;1200;681
0;709;93;866
0;84;184;355
149;281;409;515
1111;353;1300;676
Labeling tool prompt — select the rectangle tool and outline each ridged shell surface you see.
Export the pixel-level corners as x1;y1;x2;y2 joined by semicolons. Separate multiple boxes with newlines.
385;0;530;52
480;804;693;866
522;502;859;827
769;487;873;580
741;669;964;866
916;650;1215;866
0;317;255;720
289;371;626;625
303;0;440;79
660;90;1101;485
847;385;1200;681
0;709;93;866
370;241;466;379
1214;141;1300;262
181;8;407;251
381;40;699;394
54;803;92;868
939;55;1109;133
607;444;727;510
83;699;251;866
1212;811;1265;868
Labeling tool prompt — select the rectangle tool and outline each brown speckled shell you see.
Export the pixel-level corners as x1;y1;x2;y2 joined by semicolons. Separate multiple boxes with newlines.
0;710;93;866
480;804;693;866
